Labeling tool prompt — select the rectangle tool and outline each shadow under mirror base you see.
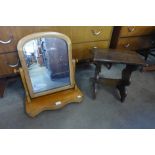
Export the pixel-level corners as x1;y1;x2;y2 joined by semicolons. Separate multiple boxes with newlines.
25;85;83;117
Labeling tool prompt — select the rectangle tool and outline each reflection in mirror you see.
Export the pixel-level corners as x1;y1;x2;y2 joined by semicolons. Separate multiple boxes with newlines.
23;37;70;93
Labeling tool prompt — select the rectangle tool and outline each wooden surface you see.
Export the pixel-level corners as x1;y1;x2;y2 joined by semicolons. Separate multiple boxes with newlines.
19;59;83;117
0;52;18;77
0;26;113;53
0;26;113;78
19;68;31;103
0;27;15;53
109;26;121;49
143;65;155;71
92;48;145;65
116;36;155;50
71;26;113;43
72;41;109;60
120;26;155;37
110;26;155;50
25;85;83;117
0;26;72;53
110;26;155;72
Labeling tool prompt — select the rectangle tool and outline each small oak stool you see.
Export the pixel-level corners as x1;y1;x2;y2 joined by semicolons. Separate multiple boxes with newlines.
91;49;145;102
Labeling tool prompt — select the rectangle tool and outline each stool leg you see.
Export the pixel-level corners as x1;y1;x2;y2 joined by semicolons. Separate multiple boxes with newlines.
0;78;7;98
92;63;101;99
116;65;138;102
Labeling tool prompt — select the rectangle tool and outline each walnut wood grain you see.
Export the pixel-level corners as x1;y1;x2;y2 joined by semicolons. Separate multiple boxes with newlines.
0;26;72;53
143;65;155;71
71;26;113;43
25;85;83;117
72;41;109;60
92;48;145;65
0;52;19;77
116;36;155;50
120;26;155;37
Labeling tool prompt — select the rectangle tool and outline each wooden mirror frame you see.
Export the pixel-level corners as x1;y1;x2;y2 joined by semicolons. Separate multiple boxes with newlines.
17;32;75;98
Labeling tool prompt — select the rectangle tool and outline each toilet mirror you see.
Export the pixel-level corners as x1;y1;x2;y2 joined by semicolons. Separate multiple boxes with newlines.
17;32;74;98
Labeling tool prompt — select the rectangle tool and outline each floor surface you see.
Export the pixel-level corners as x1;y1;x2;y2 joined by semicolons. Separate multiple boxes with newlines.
0;64;155;129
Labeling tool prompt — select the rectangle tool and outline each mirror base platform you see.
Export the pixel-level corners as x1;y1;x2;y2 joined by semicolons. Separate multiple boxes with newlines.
25;85;83;117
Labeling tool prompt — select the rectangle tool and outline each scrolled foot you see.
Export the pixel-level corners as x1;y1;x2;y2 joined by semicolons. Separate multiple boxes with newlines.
116;85;127;102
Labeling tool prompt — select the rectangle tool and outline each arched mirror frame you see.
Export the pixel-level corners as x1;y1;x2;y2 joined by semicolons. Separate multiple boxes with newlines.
17;32;75;98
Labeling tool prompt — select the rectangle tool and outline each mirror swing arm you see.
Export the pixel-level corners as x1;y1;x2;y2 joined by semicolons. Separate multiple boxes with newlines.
16;32;83;117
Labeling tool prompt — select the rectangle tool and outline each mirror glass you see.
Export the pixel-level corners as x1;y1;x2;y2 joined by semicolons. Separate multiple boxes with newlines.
23;37;70;93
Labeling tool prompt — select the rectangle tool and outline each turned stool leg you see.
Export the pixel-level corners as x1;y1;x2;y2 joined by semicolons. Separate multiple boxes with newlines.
92;63;101;99
117;65;138;102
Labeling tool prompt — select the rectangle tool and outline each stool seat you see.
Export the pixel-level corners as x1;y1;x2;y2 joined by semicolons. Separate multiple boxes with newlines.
92;48;145;66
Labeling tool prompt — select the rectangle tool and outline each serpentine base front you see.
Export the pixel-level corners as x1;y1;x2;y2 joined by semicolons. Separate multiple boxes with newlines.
25;85;83;117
